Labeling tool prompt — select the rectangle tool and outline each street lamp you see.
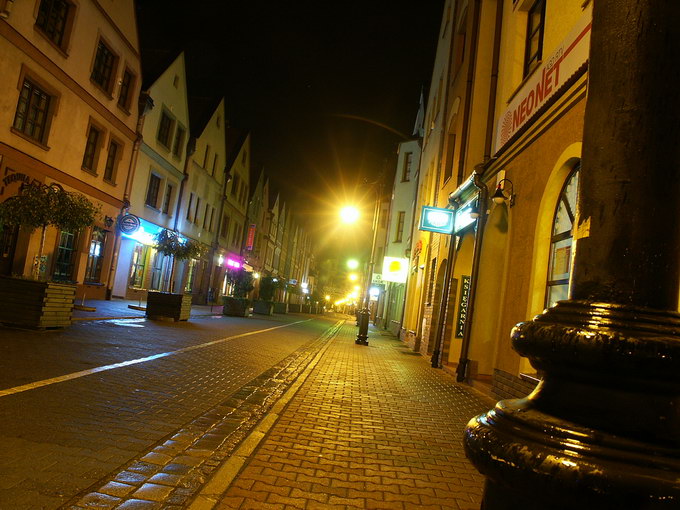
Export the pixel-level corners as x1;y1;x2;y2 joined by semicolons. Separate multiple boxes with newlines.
347;258;359;270
339;206;360;224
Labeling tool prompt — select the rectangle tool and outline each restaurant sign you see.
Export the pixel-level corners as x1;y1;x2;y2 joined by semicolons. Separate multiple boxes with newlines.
494;5;592;153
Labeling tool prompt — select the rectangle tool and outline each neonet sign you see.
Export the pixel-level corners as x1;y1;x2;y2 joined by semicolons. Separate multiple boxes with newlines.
495;5;592;152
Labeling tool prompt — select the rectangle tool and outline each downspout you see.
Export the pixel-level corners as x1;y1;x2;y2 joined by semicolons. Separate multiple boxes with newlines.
456;169;488;382
484;0;504;161
430;198;460;368
456;0;483;186
105;92;153;299
169;136;195;292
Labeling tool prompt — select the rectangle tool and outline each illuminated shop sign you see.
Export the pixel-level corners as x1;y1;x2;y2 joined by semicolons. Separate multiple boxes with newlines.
419;206;455;234
454;198;477;233
121;217;188;247
494;4;592;152
382;257;408;283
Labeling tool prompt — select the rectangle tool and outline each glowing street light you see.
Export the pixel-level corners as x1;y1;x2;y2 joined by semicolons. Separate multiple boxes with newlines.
347;258;359;270
339;206;360;224
348;273;358;281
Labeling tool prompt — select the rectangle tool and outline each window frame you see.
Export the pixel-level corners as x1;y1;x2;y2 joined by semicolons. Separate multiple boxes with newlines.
103;137;121;183
394;211;406;243
117;67;135;111
52;229;78;281
523;0;547;78
81;122;103;174
162;183;173;215
90;37;118;95
12;77;54;146
34;0;75;52
145;172;162;209
84;227;106;283
157;109;175;149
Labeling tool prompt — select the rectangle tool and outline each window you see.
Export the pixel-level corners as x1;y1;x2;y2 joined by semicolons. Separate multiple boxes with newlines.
84;227;106;282
162;183;173;214
186;193;193;221
103;139;119;182
53;230;77;281
546;166;580;308
91;39;116;92
157;110;173;148
203;145;211;169
208;207;215;232
172;125;185;158
129;244;147;288
444;134;456;182
202;203;210;229
118;68;134;110
231;174;239;196
184;259;197;292
221;214;229;239
524;0;546;77
194;197;201;224
145;173;161;208
402;152;413;182
212;153;218;175
395;211;406;242
35;0;71;48
82;125;101;172
13;79;52;144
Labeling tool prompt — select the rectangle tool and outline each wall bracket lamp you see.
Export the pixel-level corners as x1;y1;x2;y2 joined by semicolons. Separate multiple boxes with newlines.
491;178;516;206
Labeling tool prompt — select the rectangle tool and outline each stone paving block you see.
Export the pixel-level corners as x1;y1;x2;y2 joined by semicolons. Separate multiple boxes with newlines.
98;481;137;498
131;482;174;501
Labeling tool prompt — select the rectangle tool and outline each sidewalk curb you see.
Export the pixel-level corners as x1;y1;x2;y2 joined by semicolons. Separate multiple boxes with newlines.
188;319;345;510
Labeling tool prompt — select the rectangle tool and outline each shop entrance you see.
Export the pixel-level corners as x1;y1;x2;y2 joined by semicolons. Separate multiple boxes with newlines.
0;225;17;276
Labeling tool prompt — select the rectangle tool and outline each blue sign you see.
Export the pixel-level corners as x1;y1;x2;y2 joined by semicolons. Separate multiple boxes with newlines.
454;198;478;233
118;213;141;235
419;206;455;234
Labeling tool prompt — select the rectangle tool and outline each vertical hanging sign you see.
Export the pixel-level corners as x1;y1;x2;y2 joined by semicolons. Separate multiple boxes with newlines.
246;224;256;250
456;275;471;338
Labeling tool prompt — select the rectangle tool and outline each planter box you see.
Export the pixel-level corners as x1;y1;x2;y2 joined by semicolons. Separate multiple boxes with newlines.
0;277;76;329
223;297;250;317
253;300;274;315
146;291;192;321
288;303;301;313
273;302;288;314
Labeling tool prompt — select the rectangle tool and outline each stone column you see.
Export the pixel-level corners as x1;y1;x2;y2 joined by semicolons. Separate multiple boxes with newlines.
464;1;680;509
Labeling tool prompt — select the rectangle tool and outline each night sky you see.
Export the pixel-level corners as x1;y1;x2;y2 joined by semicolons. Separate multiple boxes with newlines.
136;0;444;259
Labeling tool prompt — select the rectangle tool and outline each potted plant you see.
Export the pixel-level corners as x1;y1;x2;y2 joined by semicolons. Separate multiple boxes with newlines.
223;269;254;317
0;183;99;328
146;229;205;321
253;275;278;315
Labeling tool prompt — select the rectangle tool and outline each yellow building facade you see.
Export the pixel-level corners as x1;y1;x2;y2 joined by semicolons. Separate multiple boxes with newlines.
404;0;592;398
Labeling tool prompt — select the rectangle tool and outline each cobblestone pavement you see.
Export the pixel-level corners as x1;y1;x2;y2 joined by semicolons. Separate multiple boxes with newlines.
214;322;492;510
0;313;337;509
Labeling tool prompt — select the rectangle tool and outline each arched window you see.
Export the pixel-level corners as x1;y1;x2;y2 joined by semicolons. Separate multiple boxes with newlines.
545;165;580;307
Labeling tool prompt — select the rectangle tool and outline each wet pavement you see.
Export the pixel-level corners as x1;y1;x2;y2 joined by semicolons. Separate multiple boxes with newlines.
0;309;492;509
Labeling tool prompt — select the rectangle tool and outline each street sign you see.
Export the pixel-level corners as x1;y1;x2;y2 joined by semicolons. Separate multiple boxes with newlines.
456;275;471;338
419;206;455;234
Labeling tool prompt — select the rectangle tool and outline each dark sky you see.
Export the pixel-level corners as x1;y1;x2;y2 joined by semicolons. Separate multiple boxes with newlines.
136;0;444;259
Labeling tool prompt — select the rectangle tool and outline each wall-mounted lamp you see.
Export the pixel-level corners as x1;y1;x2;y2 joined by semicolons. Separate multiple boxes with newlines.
492;178;515;206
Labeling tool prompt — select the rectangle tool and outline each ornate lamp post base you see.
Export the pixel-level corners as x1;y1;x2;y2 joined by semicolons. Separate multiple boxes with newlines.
465;301;680;509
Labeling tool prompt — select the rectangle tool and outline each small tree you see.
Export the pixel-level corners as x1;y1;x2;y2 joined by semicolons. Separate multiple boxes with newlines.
227;269;254;299
0;183;100;280
258;276;282;301
153;229;206;292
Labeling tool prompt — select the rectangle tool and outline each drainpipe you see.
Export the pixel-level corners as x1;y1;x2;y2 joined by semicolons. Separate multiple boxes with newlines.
456;0;482;186
169;136;195;292
430;197;460;368
105;92;153;299
484;0;504;160
456;168;488;382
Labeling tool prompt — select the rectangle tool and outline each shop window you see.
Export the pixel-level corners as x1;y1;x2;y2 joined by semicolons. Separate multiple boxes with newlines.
91;39;117;93
524;0;546;77
129;243;148;288
546;166;580;307
13;79;52;144
35;0;73;49
53;230;77;281
184;259;197;293
84;227;106;282
149;250;170;291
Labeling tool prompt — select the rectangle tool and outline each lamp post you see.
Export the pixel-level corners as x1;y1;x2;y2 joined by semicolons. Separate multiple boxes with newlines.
356;190;381;346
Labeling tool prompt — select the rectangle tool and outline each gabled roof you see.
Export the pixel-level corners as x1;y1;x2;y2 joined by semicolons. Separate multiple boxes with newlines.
140;48;182;91
224;128;249;172
187;95;222;139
